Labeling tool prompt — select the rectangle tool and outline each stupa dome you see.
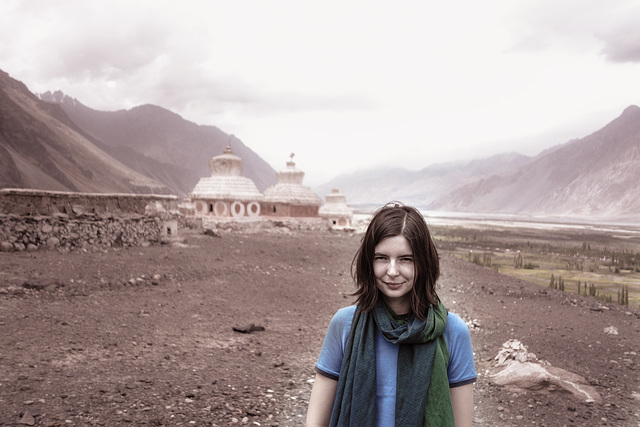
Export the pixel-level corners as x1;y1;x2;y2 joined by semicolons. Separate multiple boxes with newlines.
263;155;321;206
319;189;353;216
209;145;242;176
189;145;263;202
275;158;305;185
319;188;354;229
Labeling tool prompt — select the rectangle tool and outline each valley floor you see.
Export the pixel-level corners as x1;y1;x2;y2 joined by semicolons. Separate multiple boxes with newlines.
0;227;638;426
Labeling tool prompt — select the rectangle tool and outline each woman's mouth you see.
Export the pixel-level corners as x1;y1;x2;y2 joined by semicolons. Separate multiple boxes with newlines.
385;282;404;289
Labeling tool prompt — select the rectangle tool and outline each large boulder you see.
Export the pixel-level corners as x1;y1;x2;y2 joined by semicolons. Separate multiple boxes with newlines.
491;339;601;403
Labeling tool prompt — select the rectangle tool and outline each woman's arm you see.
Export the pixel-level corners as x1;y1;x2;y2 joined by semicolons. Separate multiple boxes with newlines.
305;373;338;427
450;383;474;427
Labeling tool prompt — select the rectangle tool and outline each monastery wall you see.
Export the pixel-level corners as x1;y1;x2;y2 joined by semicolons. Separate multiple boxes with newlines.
0;189;180;252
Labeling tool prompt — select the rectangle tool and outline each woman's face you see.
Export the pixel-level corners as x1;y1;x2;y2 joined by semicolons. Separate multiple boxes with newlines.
373;235;415;314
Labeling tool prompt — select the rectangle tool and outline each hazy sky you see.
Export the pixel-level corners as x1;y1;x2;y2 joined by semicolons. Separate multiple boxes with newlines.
2;0;639;185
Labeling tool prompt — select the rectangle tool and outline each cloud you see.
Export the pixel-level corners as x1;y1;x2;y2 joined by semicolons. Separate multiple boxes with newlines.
597;20;640;63
2;0;639;184
1;1;175;84
0;0;380;122
44;14;173;80
505;0;640;63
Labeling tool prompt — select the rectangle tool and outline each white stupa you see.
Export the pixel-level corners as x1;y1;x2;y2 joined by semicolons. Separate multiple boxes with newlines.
319;189;354;229
262;154;322;217
185;145;263;218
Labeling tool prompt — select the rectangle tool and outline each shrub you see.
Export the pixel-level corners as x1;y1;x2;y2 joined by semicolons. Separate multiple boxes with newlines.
617;286;629;306
514;253;523;269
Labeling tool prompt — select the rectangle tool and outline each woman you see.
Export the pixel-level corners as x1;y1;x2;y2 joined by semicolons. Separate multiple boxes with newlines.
306;203;476;426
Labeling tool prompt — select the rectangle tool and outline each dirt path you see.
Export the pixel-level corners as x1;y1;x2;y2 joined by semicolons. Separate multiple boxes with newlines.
1;229;638;426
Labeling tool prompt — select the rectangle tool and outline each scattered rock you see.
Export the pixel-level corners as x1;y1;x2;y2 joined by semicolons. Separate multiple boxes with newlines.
18;410;35;425
232;324;265;334
604;326;618;335
170;241;189;248
22;278;61;291
494;339;538;364
204;228;222;238
46;237;60;249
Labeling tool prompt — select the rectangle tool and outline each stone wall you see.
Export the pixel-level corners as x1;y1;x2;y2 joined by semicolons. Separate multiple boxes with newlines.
0;189;180;252
202;216;328;233
0;189;179;216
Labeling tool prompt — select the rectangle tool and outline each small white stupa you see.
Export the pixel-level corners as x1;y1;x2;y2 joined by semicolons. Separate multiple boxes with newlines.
319;189;354;230
184;145;263;218
262;153;322;217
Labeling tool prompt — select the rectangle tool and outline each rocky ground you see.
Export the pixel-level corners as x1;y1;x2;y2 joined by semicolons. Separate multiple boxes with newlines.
0;226;638;426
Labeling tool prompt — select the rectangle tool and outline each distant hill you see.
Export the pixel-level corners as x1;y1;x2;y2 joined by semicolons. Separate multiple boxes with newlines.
315;106;640;222
38;90;276;196
0;70;171;194
432;105;640;221
314;152;532;209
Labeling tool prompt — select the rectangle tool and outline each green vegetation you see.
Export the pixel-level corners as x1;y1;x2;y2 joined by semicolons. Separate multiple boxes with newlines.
432;222;640;309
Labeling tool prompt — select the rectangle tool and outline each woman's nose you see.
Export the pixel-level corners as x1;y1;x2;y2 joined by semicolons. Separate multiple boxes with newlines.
387;260;399;276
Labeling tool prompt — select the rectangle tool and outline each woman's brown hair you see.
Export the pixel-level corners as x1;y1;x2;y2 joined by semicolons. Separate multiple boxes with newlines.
351;203;440;320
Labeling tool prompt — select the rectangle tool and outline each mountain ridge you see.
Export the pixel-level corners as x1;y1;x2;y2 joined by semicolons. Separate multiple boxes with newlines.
431;105;640;221
0;70;170;194
314;105;639;222
38;90;276;195
314;152;533;209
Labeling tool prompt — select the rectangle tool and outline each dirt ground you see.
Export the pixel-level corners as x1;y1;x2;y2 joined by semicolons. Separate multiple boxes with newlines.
0;226;638;426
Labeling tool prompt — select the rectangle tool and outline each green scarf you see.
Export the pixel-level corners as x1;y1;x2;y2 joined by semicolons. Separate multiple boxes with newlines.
329;301;454;426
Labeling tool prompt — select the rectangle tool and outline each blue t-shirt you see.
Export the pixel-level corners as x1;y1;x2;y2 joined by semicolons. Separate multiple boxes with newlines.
315;305;476;426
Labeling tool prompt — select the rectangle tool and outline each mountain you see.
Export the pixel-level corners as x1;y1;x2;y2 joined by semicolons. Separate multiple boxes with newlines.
314;106;639;222
432;105;640;221
6;67;636;221
314;152;532;209
0;70;171;194
38;91;276;196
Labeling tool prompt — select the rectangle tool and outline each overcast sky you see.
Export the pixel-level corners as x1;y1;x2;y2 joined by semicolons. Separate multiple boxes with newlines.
2;0;640;185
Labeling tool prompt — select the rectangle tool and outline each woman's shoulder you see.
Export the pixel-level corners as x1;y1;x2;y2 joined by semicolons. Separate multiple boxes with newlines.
445;311;470;335
324;305;357;337
332;305;357;322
